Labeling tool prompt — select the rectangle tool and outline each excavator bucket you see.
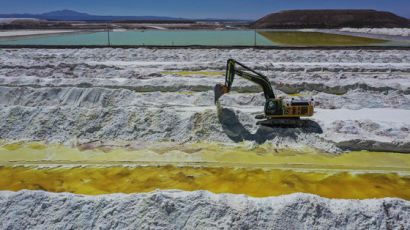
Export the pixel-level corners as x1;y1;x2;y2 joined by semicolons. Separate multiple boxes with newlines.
214;83;227;104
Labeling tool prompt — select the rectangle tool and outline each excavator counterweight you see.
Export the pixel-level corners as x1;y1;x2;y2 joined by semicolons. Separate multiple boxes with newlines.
214;59;314;126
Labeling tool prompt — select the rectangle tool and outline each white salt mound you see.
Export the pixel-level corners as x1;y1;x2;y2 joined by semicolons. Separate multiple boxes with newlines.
340;28;410;37
0;18;40;25
0;190;409;229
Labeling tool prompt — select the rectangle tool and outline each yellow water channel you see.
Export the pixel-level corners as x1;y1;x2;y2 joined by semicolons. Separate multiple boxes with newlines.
1;141;409;199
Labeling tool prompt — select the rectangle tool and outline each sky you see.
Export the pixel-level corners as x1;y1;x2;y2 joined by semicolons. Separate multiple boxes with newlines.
1;0;409;20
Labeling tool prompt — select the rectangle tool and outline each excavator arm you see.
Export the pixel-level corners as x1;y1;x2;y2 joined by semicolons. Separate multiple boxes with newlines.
214;59;275;103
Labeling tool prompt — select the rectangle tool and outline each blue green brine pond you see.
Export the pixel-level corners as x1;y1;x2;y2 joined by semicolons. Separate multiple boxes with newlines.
0;30;409;46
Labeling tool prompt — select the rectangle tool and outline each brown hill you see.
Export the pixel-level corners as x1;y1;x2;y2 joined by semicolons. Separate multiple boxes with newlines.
250;10;410;29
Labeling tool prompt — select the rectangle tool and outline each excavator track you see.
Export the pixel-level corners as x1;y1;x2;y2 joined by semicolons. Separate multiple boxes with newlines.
256;117;308;127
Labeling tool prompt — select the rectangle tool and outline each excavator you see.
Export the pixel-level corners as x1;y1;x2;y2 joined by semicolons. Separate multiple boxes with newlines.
214;59;314;126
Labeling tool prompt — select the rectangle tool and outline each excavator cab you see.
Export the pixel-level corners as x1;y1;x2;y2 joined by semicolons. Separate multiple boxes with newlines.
214;59;314;126
265;99;283;115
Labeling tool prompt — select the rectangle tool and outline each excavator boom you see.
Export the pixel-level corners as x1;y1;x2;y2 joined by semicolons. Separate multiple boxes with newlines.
215;59;275;102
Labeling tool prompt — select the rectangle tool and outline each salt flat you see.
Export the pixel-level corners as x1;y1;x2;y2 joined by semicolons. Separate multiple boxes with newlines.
0;48;409;153
0;30;75;37
0;48;409;229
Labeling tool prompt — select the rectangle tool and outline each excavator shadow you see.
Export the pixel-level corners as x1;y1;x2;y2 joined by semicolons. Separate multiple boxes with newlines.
217;107;323;144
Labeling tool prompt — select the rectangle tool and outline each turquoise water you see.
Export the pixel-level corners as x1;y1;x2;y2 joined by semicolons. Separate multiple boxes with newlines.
0;30;408;46
0;30;276;46
111;30;275;46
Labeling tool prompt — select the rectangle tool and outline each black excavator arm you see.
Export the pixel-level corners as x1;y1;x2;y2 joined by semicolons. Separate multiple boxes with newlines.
214;59;275;103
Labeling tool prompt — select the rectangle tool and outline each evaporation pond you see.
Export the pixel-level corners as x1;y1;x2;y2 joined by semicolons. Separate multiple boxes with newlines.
1;30;407;46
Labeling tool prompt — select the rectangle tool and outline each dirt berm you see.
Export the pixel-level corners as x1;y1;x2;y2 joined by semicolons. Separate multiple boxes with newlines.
250;9;410;29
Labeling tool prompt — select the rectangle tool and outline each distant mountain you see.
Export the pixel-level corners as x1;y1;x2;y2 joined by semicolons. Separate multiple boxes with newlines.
41;10;91;17
0;9;246;21
0;9;188;21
